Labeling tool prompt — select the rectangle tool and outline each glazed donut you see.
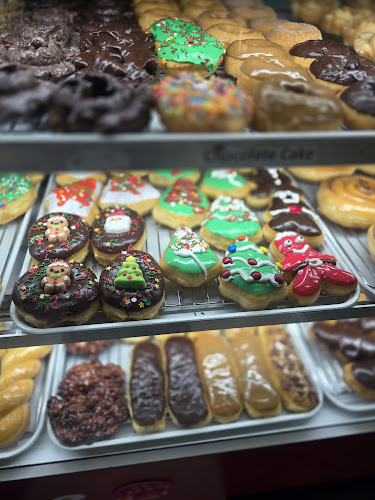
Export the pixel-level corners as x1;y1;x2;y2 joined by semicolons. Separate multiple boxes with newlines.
134;1;178;18
0;379;34;417
206;24;264;49
46;72;154;133
229;5;277;22
100;250;165;322
288;166;356;182
368;224;375;262
265;21;322;52
289;39;350;70
252;75;343;132
29;212;90;264
340;79;375;130
0;404;30;448
224;39;291;79
354;31;375;62
12;259;100;328
91;206;146;266
357;165;375;175
321;6;359;37
237;55;311;95
196;11;246;30
0;346;53;371
153;72;253;132
156;31;225;77
343;19;375;47
0;174;38;225
183;2;227;23
309;55;375;94
317;175;375;228
147;17;202;50
291;0;339;25
249;17;289;35
138;8;182;32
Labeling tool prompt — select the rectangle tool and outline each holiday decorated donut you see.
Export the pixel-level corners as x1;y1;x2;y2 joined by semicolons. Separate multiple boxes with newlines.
149;168;201;188
159;227;222;287
270;232;358;306
0;174;38;225
28;213;90;265
12;259;100;328
99;173;160;216
91;206;146;266
218;236;287;311
100;250;165;322
200;196;262;251
200;169;249;200
152;179;209;229
246;169;296;209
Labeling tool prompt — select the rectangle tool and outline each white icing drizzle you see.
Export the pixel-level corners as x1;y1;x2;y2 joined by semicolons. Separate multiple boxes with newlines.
273;190;301;203
202;196;258;225
210;169;243;187
225;243;264;256
268;168;282;186
274;231;298;241
224;257;278;270
170;227;209;277
292;244;310;254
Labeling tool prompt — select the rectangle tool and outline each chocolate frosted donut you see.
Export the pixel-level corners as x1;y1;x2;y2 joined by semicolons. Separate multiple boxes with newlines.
13;259;100;328
290;39;350;70
91;206;146;266
29;212;90;264
309;54;375;93
46;72;153;133
0;63;54;122
100;250;165;322
341;79;375;129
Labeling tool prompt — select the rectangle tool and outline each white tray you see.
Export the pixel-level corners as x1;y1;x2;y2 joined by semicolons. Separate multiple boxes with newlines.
299;322;375;412
46;325;323;452
0;345;57;460
9;175;361;338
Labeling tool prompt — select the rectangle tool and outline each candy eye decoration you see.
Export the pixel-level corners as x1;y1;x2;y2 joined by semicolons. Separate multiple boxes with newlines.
60;268;65;272
296;235;304;243
284;239;293;247
49;267;54;272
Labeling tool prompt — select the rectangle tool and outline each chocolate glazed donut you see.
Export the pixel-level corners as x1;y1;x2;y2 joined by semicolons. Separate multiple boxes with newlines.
341;79;375;129
310;54;375;87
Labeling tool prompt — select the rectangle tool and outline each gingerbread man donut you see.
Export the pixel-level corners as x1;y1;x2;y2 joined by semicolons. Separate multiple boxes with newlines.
45;215;70;243
41;260;71;294
270;231;358;306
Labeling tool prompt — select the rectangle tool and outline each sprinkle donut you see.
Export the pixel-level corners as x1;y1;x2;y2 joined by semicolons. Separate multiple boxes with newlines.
153;72;253;132
0;174;37;225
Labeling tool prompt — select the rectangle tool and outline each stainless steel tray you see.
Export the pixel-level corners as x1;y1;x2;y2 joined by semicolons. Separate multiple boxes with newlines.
9;175;361;339
299;322;375;412
46;325;323;452
0;345;56;460
299;180;375;300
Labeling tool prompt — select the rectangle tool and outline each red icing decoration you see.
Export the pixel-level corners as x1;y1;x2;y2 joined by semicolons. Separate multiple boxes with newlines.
274;233;357;297
223;256;232;265
221;270;231;279
275;275;285;284
248;258;257;266
251;271;262;280
289;205;302;214
237;235;247;241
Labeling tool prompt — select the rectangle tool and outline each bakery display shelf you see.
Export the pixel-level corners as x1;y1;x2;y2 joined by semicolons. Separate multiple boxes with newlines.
0;346;57;460
300;323;375;413
46;325;322;453
300;180;375;301
6;173;362;345
0;179;45;310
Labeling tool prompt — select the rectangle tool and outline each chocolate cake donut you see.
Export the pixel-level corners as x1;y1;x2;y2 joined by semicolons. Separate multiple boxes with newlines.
91;206;146;266
100;250;165;322
29;212;90;264
0;63;54;122
13;259;99;328
46;72;153;133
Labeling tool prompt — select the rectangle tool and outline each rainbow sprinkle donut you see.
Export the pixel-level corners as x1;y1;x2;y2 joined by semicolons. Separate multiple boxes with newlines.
153;72;253;132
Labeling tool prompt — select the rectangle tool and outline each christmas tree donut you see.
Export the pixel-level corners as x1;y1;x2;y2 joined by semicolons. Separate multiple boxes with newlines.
218;236;287;311
12;259;99;328
100;250;165;322
29;212;90;265
91;206;146;266
152;179;209;229
200;169;249;200
159;227;222;287
149;168;201;188
0;174;38;224
200;196;262;251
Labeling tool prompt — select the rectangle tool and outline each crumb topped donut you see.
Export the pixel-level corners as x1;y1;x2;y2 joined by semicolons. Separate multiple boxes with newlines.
153;72;253;132
91;206;146;266
29;213;90;264
100;250;165;322
265;21;322;52
206;24;263;49
12;259;99;328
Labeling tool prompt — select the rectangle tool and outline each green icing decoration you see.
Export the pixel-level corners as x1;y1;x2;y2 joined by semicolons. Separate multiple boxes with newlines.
202;169;246;190
0;174;31;210
159;179;208;216
148;17;202;44
221;238;284;297
202;196;260;240
114;256;146;290
164;227;218;276
157;32;225;73
157;168;198;180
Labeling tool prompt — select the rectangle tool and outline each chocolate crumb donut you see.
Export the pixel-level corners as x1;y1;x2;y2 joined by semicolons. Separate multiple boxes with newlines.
341;79;375;129
0;63;54;122
46;72;154;133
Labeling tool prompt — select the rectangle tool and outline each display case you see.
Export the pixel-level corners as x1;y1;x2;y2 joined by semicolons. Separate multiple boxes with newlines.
1;1;375;498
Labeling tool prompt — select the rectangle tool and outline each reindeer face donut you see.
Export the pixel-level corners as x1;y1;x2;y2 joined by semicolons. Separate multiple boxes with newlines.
270;232;358;306
12;259;99;328
29;213;90;264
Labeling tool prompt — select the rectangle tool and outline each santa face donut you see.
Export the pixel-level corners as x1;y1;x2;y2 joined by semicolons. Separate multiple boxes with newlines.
12;259;100;328
29;213;90;264
91;206;146;266
270;232;358;306
100;250;165;322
